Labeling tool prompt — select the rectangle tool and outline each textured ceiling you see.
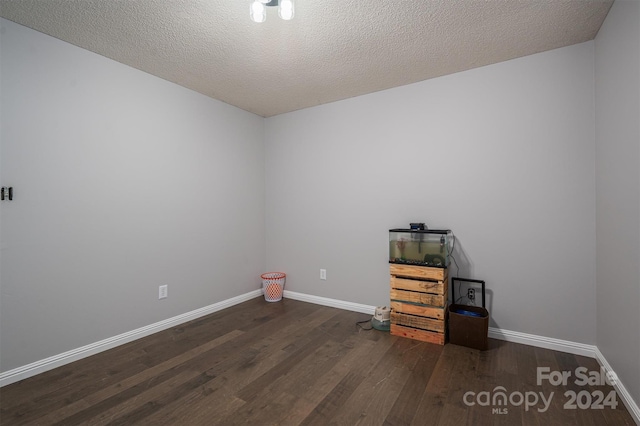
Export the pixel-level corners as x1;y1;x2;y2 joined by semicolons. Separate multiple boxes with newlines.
0;0;613;117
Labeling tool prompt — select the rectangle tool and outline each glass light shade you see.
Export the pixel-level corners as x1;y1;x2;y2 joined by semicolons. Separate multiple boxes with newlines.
278;0;294;20
250;0;266;22
250;1;266;22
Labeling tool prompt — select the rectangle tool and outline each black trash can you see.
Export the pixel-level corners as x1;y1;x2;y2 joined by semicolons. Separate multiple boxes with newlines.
449;304;489;350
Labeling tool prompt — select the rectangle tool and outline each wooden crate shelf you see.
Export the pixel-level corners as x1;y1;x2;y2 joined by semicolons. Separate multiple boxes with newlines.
390;276;445;294
390;288;445;307
389;264;447;281
390;324;445;345
389;264;448;345
390;301;445;320
390;312;445;333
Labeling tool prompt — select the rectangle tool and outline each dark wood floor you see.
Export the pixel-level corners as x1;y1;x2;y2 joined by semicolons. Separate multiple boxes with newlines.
0;298;635;425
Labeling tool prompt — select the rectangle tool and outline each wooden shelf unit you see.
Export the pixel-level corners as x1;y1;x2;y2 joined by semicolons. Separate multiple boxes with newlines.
389;264;448;345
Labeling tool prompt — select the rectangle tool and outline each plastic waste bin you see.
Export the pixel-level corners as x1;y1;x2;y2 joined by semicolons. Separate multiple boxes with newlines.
261;272;286;302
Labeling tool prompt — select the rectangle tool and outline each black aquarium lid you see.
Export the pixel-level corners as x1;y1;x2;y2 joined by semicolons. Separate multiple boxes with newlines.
389;228;451;234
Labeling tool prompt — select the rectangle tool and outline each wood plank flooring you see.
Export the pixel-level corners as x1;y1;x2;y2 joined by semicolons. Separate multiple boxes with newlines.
0;298;635;425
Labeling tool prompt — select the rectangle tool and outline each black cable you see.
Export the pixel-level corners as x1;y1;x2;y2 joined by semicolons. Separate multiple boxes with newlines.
448;231;460;277
455;279;465;304
450;232;462;305
356;319;372;331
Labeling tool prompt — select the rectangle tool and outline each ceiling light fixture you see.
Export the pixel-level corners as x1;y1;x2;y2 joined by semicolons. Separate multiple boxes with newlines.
250;0;294;23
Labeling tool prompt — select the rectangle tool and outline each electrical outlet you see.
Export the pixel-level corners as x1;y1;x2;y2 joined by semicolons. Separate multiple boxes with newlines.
467;288;475;300
159;285;168;299
320;269;326;280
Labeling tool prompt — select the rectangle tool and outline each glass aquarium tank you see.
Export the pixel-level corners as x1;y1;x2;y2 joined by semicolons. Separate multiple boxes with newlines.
389;229;452;268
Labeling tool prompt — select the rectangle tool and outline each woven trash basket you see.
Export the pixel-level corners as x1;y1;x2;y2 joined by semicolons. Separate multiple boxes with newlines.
261;272;286;302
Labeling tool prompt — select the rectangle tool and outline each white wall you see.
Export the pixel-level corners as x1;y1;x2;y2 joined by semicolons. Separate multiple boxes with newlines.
265;41;597;345
4;7;635;393
594;0;640;407
0;19;266;372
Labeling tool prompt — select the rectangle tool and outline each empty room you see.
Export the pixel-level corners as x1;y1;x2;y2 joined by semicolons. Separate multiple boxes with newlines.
0;0;638;424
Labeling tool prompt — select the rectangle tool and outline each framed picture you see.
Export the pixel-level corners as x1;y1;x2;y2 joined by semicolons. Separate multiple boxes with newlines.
452;277;486;308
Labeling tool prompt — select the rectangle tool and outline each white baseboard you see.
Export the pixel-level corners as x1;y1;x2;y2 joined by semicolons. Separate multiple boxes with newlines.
594;347;640;424
282;290;376;315
487;327;597;358
0;289;263;388
284;291;599;357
